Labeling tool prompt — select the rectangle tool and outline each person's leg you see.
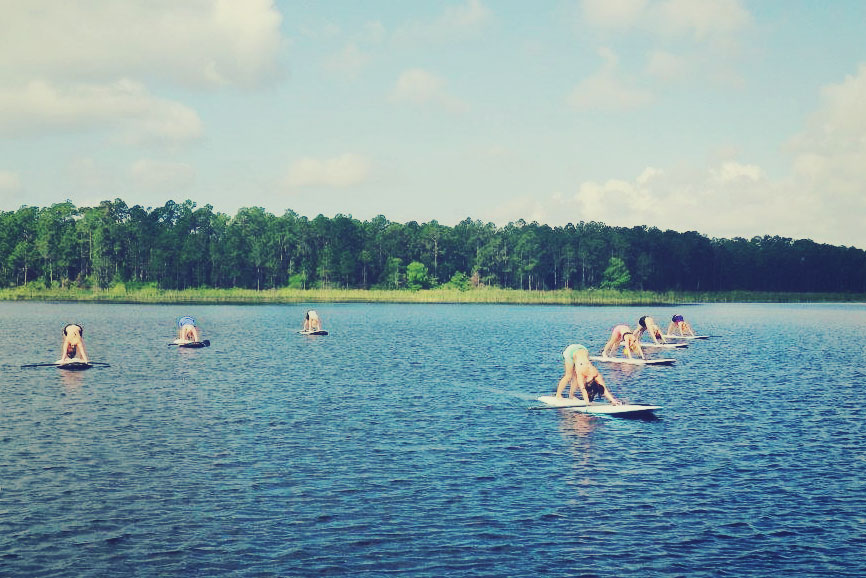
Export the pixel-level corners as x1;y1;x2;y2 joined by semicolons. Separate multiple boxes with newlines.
555;361;573;398
602;335;617;357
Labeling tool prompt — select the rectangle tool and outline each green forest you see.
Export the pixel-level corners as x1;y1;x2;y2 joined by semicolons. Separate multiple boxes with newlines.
2;199;865;294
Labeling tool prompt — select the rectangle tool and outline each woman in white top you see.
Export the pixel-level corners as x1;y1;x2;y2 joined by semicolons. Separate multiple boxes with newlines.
303;310;322;332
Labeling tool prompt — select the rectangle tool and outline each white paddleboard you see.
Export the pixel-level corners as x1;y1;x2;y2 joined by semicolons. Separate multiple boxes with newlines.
590;356;676;366
641;342;687;349
662;334;709;340
536;396;661;415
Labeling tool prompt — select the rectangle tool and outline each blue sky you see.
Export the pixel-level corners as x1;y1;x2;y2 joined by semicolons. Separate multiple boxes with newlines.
1;1;865;248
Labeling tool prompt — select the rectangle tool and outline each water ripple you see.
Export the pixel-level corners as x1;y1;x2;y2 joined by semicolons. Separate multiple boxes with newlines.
1;302;865;576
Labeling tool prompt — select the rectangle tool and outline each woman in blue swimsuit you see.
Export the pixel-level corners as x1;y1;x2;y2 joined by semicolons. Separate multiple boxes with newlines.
177;316;200;342
555;344;621;405
668;314;695;336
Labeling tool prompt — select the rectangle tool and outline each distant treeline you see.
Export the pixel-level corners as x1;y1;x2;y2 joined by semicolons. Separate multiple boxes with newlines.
2;199;865;293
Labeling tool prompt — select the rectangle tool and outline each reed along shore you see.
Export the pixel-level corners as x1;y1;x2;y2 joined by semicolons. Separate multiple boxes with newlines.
2;286;863;305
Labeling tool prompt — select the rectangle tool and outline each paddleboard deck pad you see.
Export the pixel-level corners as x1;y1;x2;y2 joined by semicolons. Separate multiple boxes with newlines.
299;330;329;335
590;356;676;366
536;396;661;416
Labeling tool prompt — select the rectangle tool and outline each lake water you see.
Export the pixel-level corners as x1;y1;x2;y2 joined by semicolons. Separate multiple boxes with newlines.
1;302;865;577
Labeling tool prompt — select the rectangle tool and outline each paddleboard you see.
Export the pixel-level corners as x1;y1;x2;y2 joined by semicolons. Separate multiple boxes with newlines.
641;342;687;349
536;395;661;416
299;330;328;336
590;356;676;366
172;339;210;348
662;334;709;340
57;361;93;371
22;360;109;369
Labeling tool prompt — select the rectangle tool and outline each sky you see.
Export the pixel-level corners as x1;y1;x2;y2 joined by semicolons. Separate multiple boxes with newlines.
1;0;865;248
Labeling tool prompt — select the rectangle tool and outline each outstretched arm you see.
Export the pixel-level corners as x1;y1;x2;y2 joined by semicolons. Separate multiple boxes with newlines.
601;338;613;357
77;340;89;363
570;374;591;404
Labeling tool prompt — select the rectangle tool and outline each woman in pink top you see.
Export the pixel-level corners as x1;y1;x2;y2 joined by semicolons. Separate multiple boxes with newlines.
601;324;645;359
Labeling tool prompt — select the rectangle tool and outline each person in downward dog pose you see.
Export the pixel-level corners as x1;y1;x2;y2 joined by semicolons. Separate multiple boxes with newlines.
635;315;666;344
601;324;645;359
59;323;89;364
177;316;200;342
303;310;322;332
667;314;696;336
555;344;621;405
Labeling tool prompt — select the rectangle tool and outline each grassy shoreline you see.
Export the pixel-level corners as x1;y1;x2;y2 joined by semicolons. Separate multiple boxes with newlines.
1;286;864;305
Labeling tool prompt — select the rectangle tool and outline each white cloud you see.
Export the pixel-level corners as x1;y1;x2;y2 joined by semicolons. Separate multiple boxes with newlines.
655;0;751;40
442;0;491;28
0;0;284;88
390;69;467;113
0;170;21;192
558;164;753;239
362;21;387;44
710;162;763;184
574;174;665;224
580;0;648;30
783;64;866;244
580;0;750;39
555;61;866;247
790;64;866;165
0;2;276;143
579;0;751;89
569;47;652;111
0;79;203;143
394;0;491;43
284;154;371;188
636;167;663;185
325;43;370;79
130;159;196;191
494;128;863;248
646;50;688;80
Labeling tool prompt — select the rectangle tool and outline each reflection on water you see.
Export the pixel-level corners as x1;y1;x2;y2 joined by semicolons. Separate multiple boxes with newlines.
0;301;865;577
58;368;86;389
557;411;598;467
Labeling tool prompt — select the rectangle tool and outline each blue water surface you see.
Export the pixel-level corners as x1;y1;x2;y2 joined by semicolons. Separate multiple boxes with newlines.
1;302;865;577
